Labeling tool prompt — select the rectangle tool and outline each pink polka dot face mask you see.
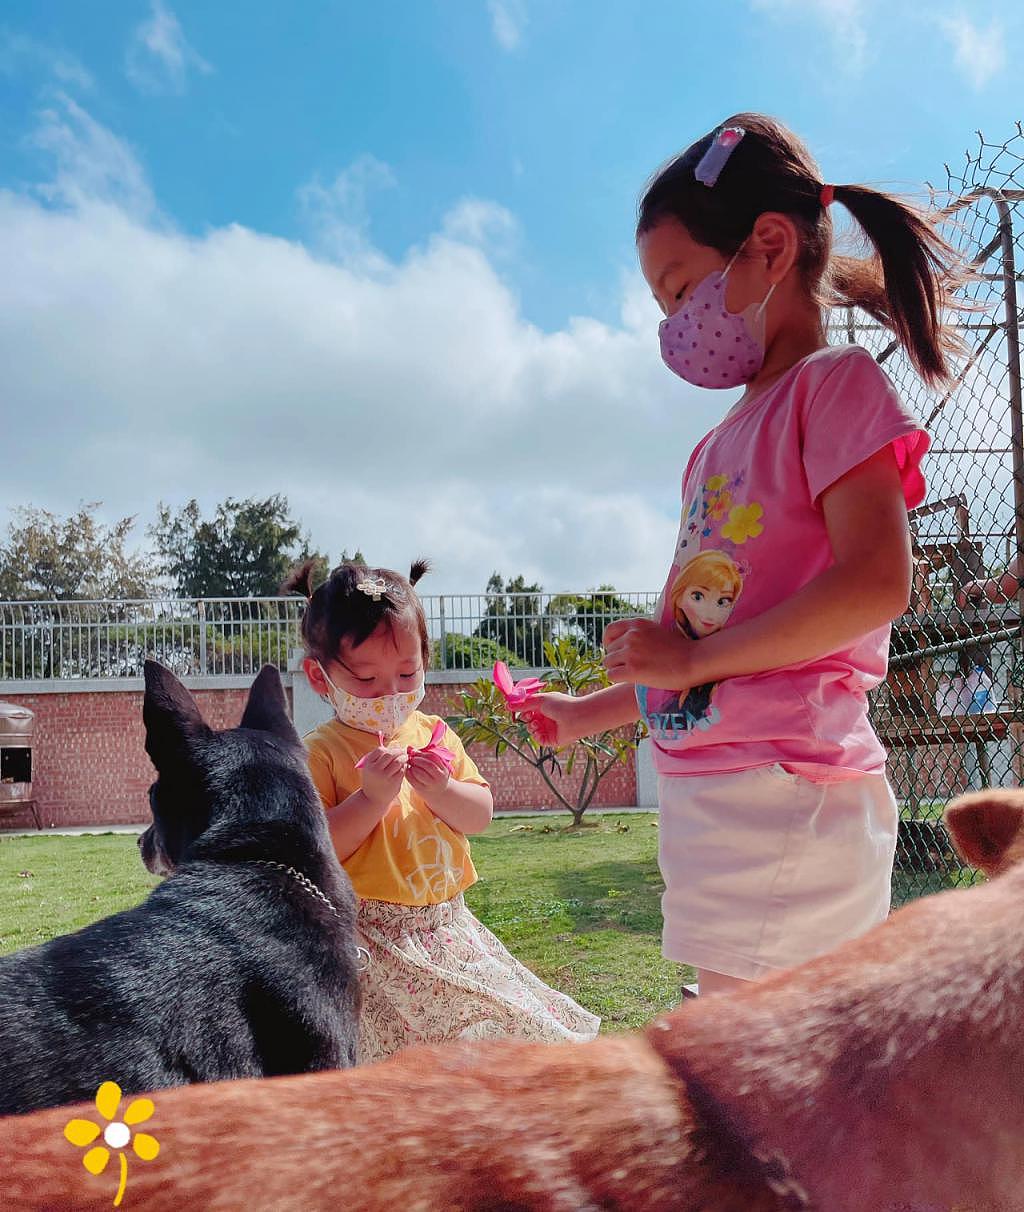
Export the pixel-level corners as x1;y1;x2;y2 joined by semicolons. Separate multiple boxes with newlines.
659;249;776;389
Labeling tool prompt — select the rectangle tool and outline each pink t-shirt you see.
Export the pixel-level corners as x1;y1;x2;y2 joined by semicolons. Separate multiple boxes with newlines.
637;344;930;781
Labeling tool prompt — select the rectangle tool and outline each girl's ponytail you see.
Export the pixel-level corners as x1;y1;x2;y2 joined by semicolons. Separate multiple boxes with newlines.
637;113;968;390
825;185;966;388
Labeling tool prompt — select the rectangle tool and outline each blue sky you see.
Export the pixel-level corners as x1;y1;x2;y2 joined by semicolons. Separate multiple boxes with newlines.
1;1;1021;592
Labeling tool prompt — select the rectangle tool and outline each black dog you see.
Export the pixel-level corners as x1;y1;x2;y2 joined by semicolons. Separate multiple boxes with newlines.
0;661;360;1116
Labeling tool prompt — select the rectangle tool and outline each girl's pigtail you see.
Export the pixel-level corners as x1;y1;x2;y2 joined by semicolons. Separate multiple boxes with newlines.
826;184;967;388
409;558;431;587
279;558;319;600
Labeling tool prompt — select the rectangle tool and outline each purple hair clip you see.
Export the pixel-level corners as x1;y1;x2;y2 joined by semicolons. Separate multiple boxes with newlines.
694;126;745;188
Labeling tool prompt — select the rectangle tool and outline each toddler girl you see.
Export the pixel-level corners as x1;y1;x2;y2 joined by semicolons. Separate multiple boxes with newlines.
283;558;599;1059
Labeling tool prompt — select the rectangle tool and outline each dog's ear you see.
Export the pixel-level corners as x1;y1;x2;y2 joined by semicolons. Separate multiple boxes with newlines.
945;789;1024;877
240;665;299;744
143;660;208;771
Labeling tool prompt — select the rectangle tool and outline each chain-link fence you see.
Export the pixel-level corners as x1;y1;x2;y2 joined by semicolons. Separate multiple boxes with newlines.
834;125;1024;903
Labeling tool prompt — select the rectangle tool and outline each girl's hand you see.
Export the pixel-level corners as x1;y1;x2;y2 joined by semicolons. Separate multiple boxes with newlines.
602;618;695;689
358;746;408;810
405;750;451;803
520;693;589;747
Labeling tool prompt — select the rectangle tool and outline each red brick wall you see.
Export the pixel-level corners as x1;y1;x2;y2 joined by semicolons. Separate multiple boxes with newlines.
0;683;637;829
0;688;259;829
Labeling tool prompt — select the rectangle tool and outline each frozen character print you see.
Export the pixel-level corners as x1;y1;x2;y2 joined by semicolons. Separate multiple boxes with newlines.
670;550;743;722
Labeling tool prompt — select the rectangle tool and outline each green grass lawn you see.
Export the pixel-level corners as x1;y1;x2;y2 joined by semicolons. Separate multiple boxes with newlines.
0;814;983;1029
0;813;686;1032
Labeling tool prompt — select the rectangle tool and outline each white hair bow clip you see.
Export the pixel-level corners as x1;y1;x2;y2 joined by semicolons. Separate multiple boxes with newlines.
356;576;388;602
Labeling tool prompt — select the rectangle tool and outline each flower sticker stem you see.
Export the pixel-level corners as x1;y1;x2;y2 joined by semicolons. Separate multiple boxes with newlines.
64;1081;160;1207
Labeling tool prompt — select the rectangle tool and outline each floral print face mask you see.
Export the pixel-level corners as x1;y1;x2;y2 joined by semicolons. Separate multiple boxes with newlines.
317;662;424;739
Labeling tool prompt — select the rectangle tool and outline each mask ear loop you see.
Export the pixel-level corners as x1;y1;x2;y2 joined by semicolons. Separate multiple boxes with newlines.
316;659;341;701
755;281;777;319
721;242;745;279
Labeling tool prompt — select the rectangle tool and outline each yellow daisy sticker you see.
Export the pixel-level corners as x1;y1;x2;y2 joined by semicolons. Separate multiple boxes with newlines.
64;1081;160;1207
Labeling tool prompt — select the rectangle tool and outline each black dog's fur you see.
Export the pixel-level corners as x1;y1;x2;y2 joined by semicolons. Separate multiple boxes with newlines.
0;662;360;1116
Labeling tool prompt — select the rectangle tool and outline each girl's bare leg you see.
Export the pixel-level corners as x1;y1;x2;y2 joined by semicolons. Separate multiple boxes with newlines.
696;968;750;997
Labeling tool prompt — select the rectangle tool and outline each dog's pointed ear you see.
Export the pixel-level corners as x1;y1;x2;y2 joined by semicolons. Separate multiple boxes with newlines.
143;660;208;771
945;790;1024;877
240;665;299;744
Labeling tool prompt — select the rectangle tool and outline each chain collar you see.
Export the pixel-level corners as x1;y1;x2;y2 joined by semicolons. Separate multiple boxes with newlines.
249;860;370;972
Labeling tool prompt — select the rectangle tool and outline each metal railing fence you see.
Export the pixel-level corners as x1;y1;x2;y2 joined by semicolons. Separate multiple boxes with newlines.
0;591;660;680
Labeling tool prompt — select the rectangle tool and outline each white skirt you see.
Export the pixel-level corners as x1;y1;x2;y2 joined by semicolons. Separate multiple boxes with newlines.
658;764;898;981
355;894;600;1064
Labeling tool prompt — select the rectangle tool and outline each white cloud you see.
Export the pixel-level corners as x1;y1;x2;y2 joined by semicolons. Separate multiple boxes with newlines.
488;0;527;51
939;14;1005;90
126;0;212;94
0;28;93;89
297;155;396;267
1;105;725;597
28;94;156;218
441;198;520;258
750;0;868;70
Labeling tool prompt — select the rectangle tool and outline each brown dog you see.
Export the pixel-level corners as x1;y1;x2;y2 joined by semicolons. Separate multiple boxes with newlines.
3;790;1023;1211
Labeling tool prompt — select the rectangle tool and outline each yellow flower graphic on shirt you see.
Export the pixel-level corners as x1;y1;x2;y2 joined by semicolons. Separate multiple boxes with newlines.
64;1081;160;1207
706;474;729;492
721;502;764;544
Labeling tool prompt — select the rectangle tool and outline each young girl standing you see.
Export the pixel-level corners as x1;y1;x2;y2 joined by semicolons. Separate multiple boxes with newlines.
525;113;963;998
282;558;599;1061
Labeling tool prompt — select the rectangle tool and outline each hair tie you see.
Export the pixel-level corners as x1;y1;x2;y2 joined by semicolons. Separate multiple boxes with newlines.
820;183;835;208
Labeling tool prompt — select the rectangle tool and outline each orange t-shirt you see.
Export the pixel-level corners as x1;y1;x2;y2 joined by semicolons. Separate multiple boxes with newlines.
304;712;489;906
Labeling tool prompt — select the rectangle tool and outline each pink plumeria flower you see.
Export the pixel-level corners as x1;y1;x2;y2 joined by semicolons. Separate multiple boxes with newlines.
493;661;544;711
407;720;456;774
354;731;388;770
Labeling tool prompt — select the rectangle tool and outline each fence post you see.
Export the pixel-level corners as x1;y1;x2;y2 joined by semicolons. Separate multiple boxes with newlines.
993;193;1024;784
198;600;208;675
439;595;448;669
993;197;1024;634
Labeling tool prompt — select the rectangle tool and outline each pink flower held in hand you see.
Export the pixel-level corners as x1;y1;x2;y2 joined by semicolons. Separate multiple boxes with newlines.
354;731;387;770
407;719;456;773
493;661;544;711
523;708;558;746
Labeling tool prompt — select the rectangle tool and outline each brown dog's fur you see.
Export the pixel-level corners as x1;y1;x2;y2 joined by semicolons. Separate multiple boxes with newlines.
3;790;1024;1211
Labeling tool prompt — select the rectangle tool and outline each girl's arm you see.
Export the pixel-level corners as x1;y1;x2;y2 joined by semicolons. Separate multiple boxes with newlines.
324;748;406;861
406;753;494;834
603;448;912;688
520;683;641;747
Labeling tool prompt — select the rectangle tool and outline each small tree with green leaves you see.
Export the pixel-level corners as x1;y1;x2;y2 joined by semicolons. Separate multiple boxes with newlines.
448;636;641;827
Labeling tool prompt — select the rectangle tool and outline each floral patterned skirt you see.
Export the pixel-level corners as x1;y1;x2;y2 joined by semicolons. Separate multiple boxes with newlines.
355;894;600;1064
